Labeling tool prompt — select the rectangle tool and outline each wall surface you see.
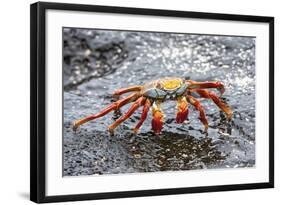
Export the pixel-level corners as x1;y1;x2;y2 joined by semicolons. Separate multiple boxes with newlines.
0;0;279;204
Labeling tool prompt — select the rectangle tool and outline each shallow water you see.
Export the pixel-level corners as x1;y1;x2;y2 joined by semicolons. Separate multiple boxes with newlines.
63;28;255;176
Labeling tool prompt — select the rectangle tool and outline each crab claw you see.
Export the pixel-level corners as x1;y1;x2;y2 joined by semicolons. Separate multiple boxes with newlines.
152;102;163;135
176;97;188;123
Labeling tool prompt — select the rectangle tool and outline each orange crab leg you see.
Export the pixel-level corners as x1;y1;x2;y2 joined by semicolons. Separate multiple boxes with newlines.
113;85;143;96
73;93;139;131
192;89;233;119
108;97;146;134
187;95;208;131
133;99;151;134
186;80;225;95
176;96;189;123
152;101;164;135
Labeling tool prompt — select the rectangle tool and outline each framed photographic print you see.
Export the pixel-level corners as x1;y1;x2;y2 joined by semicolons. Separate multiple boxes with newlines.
30;1;274;203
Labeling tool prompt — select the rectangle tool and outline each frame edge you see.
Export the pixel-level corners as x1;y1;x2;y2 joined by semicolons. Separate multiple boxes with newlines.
268;17;274;188
30;2;47;203
30;2;39;203
36;1;274;22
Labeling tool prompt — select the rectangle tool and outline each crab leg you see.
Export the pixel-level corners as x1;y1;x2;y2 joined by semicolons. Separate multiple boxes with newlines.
186;80;225;95
152;101;164;135
133;99;151;134
108;97;146;134
73;93;139;131
176;96;189;123
187;95;208;131
192;89;232;119
113;85;143;96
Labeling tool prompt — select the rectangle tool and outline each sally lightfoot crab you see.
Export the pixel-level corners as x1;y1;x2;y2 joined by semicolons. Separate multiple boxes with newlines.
73;77;232;134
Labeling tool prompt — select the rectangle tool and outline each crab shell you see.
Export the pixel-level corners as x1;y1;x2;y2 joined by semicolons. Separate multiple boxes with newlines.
141;78;189;101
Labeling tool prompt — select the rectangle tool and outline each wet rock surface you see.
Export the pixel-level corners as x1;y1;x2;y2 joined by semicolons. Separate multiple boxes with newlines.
63;28;255;176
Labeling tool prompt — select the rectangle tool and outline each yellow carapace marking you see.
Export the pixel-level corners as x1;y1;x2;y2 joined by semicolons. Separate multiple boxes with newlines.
160;78;183;90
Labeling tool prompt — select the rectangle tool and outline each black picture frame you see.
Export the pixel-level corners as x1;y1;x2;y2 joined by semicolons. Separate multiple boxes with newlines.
30;1;274;203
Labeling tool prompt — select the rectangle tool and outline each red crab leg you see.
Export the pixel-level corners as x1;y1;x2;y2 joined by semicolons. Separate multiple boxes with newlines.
133;99;151;134
192;89;233;119
176;96;189;123
186;80;225;95
152;101;164;135
113;85;143;96
73;93;139;131
187;95;208;131
108;97;146;134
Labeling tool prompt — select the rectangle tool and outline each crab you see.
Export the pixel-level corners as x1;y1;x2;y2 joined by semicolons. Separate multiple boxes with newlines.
73;77;232;135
